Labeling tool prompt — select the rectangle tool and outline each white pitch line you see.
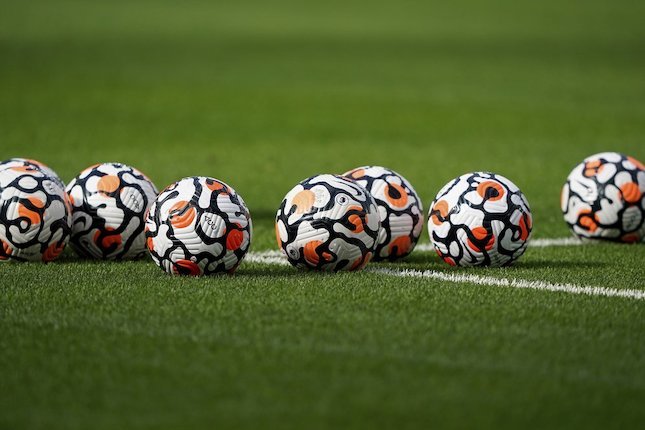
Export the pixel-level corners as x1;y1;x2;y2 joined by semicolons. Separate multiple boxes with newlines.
244;250;290;266
526;237;586;248
243;243;645;300
414;237;583;252
370;268;645;300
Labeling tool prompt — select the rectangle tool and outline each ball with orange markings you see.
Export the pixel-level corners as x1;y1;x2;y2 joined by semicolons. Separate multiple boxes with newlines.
0;167;71;262
562;152;644;242
428;172;532;267
66;162;158;259
275;174;380;271
344;166;423;261
145;177;252;276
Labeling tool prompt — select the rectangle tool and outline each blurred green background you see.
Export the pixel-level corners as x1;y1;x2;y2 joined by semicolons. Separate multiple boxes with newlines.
2;0;644;247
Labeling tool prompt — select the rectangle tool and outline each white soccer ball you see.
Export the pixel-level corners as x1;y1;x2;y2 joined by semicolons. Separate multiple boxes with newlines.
0;167;71;262
562;152;644;242
145;176;252;276
66;162;158;259
344;166;423;261
428;172;532;267
275;174;381;271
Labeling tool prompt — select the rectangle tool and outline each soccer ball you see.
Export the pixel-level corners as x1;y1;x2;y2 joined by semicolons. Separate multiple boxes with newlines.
145;177;252;276
562;152;644;242
0;157;66;189
344;166;423;261
66;162;158;259
0;167;71;262
275;174;380;271
428;172;532;267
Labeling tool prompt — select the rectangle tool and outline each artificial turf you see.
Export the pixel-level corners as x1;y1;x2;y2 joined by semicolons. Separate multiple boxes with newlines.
1;0;644;428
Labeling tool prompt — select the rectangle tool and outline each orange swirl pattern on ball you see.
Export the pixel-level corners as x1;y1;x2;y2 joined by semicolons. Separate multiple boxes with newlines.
620;182;641;204
169;201;196;229
292;190;315;214
477;181;505;201
389;236;412;257
430;200;449;225
97;175;120;195
42;242;65;262
18;197;45;225
385;183;408;208
173;260;202;276
94;227;122;251
226;225;244;251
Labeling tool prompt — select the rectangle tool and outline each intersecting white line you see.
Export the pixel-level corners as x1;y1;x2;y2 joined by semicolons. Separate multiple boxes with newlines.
243;239;644;300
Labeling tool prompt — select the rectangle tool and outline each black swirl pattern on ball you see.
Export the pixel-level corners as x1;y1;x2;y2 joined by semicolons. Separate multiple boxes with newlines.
429;172;532;267
67;163;156;259
146;177;251;275
276;175;379;271
344;166;423;261
0;171;70;262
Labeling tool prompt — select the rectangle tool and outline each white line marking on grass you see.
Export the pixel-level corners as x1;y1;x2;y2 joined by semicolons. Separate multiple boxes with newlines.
526;237;586;248
369;268;645;300
414;237;583;252
245;250;290;266
244;246;644;300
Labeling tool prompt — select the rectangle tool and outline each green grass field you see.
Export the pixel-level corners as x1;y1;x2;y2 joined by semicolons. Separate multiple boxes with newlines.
1;0;644;428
